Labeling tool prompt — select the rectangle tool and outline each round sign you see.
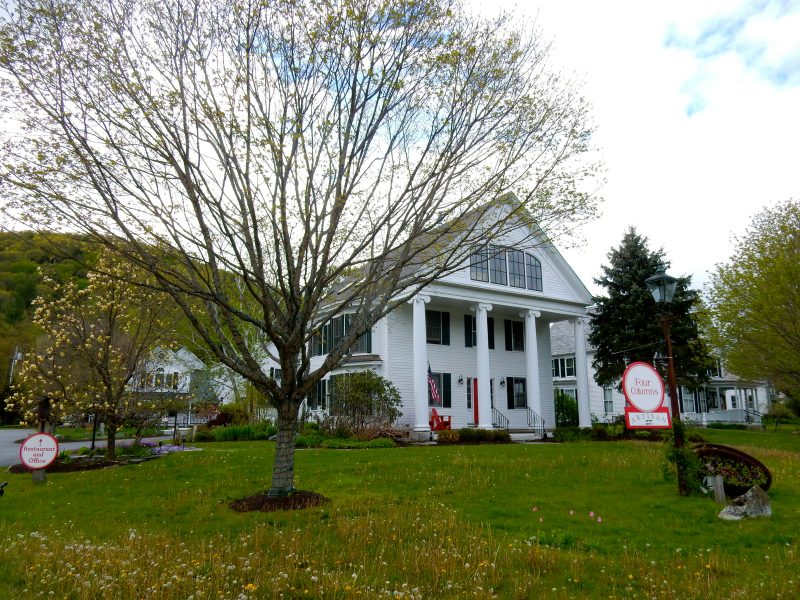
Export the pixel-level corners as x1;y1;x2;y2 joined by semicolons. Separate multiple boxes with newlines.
621;362;665;412
19;433;59;470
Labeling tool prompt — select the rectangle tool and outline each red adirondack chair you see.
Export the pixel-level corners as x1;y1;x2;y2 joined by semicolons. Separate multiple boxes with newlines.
429;408;452;431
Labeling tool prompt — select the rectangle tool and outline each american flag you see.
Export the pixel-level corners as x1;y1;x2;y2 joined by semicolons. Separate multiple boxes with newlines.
427;364;440;404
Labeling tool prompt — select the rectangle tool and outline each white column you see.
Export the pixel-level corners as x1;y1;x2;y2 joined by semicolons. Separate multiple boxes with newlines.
475;302;493;429
410;294;431;432
521;309;542;416
574;317;591;427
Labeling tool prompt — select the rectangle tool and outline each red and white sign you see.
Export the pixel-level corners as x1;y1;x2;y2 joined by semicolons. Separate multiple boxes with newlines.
621;362;672;429
19;433;59;470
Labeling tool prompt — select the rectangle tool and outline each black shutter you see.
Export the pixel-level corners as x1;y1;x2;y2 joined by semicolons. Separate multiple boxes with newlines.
504;319;512;351
464;314;473;347
506;377;514;409
488;317;495;350
442;312;450;345
443;373;451;408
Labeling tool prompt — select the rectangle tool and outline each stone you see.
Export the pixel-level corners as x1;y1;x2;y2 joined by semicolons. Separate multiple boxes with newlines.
718;486;772;521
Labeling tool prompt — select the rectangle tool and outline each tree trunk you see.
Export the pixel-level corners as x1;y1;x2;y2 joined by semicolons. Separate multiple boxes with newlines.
105;425;117;460
269;402;299;497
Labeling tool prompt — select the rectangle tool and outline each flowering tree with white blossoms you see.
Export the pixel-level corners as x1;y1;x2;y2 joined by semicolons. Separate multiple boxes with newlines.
10;253;171;458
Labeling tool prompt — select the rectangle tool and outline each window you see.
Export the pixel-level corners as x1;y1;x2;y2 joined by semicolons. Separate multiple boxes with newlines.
489;245;507;285
269;367;282;383
469;246;543;293
707;358;723;378
309;379;327;410
506;376;527;409
466;377;472;410
426;310;450;345
470;246;489;282
311;314;372;357
603;387;614;414
508;250;526;288
552;356;576;378
504;319;524;351
526;254;542;291
154;368;164;388
427;372;451;408
556;387;577;401
463;314;495;349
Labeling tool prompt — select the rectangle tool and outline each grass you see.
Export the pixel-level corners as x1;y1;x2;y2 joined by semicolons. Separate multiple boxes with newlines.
0;428;798;599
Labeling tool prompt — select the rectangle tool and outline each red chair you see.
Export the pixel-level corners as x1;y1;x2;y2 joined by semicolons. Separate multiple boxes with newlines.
429;408;452;431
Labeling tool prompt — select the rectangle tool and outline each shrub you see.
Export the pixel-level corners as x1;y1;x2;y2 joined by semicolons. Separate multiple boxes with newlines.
448;428;510;443
329;371;402;434
552;426;593;442
206;403;249;427
555;391;579;427
193;428;215;442
295;433;325;448
490;429;511;443
435;430;460;444
212;422;277;442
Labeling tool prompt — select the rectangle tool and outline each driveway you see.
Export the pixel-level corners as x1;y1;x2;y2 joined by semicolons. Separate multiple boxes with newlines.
0;429;173;467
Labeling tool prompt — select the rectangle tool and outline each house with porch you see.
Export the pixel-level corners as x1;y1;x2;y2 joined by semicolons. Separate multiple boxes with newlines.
548;321;773;426
288;211;596;439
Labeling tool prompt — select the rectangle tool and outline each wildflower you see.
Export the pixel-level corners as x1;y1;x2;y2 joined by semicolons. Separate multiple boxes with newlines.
589;511;595;518
532;506;539;512
597;517;602;523
244;584;258;592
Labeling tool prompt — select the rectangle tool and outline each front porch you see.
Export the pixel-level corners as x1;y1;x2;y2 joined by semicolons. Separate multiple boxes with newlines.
407;292;591;438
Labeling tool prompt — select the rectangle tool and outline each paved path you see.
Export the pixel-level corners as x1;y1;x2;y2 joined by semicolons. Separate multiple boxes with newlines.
0;429;173;467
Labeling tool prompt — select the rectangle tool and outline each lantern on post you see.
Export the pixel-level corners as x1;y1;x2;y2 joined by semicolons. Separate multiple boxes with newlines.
646;264;687;495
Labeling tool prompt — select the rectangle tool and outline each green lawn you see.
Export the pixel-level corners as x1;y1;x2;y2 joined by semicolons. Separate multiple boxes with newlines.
1;428;798;599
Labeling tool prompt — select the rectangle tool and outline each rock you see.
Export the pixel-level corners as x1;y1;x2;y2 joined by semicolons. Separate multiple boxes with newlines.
718;486;772;521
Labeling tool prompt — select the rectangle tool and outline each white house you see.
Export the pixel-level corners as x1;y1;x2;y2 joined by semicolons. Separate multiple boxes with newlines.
549;321;773;426
272;208;596;439
134;346;252;423
549;320;627;423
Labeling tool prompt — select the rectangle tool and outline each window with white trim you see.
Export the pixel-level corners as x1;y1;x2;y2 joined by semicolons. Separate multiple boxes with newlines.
311;314;372;357
552;356;576;378
470;246;543;292
603;387;614;414
506;376;527;409
426;310;450;345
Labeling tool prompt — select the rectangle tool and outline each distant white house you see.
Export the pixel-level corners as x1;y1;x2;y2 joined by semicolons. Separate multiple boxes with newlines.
265;203;597;438
133;346;250;423
548;321;773;425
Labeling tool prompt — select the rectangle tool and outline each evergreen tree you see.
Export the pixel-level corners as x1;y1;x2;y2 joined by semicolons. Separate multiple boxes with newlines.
589;228;712;390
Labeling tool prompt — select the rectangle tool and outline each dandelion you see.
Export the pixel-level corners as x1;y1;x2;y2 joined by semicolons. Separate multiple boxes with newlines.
569;510;574;516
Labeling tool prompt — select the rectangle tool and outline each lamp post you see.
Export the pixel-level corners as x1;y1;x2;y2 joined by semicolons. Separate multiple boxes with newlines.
645;265;688;495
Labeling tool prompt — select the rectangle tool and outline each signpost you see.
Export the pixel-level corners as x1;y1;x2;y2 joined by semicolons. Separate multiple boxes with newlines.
622;361;672;429
20;433;59;483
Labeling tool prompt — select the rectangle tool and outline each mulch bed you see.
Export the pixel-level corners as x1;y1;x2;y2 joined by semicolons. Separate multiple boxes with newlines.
7;456;152;474
230;489;329;513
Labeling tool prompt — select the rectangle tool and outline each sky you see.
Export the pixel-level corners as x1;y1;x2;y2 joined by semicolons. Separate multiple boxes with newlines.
476;0;800;295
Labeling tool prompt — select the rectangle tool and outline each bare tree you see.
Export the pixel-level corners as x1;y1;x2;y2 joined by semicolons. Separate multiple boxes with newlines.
0;0;600;495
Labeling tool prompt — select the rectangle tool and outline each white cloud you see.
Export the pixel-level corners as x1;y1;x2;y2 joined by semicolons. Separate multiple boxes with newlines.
469;0;800;295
